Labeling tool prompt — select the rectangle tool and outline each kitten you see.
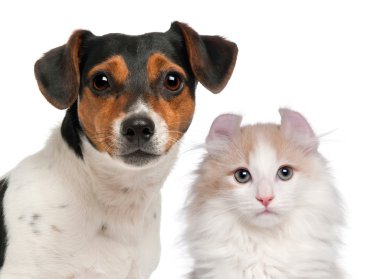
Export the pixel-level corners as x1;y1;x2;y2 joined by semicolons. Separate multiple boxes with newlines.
185;109;344;279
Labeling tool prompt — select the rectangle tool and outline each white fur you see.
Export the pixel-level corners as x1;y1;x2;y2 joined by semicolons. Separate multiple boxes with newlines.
1;128;179;279
185;138;344;279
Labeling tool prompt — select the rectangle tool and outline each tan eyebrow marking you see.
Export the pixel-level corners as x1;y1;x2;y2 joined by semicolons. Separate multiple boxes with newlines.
88;55;129;84
147;52;187;82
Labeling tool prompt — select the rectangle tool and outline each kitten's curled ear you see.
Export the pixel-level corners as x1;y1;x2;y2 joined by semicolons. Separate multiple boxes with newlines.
279;108;319;152
169;21;238;93
34;30;94;109
206;114;242;147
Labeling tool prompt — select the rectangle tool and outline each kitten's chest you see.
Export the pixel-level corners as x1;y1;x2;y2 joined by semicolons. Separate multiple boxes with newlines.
225;231;333;279
226;233;288;277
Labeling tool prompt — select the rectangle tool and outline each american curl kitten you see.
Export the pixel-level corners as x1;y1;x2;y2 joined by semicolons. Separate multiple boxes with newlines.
185;109;344;279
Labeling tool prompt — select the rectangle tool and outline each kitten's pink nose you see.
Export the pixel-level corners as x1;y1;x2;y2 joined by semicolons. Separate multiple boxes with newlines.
256;196;274;207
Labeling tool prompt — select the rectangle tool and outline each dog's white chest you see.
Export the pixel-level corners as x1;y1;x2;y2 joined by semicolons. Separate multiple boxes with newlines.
0;130;171;279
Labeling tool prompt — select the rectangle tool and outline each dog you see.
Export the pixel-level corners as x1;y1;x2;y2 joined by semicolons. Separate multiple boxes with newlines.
0;22;237;279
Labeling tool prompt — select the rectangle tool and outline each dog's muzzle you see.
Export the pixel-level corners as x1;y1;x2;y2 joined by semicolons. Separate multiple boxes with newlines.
121;116;155;144
118;115;163;166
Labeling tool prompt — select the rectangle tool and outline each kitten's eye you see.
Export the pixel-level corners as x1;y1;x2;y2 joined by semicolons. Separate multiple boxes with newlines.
234;169;252;184
164;72;183;92
277;166;294;181
93;73;110;91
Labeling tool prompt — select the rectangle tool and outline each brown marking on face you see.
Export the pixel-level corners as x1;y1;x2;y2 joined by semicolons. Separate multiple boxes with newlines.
147;53;187;82
145;53;194;151
88;55;129;84
78;87;130;154
146;87;195;151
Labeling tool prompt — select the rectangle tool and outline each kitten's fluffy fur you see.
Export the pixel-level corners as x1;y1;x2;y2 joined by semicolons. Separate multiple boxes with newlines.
185;109;344;279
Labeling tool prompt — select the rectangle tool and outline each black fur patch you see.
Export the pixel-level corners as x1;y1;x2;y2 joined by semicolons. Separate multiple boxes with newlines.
0;178;8;268
61;101;84;159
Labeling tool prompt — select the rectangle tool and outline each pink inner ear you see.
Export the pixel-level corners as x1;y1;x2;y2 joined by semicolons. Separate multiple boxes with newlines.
279;108;318;151
206;114;242;144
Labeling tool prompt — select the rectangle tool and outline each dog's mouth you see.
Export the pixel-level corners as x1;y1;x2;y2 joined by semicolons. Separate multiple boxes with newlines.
117;149;162;166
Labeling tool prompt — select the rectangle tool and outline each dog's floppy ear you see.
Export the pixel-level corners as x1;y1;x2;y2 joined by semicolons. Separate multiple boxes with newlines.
169;21;238;93
34;30;94;109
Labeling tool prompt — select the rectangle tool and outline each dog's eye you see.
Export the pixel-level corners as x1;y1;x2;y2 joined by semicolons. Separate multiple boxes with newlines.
164;72;183;92
234;168;252;184
93;73;110;91
277;166;294;181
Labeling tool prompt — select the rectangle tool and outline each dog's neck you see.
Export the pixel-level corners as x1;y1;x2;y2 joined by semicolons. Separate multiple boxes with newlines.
81;137;179;215
82;136;178;189
45;124;179;216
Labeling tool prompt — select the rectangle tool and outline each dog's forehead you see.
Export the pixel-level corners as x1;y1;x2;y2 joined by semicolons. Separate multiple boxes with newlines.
82;32;186;74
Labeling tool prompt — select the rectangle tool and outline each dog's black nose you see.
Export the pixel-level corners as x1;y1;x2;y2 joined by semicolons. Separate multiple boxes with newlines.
121;116;155;144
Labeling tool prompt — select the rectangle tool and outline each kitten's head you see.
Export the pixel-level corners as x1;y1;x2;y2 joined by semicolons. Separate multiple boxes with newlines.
198;109;332;229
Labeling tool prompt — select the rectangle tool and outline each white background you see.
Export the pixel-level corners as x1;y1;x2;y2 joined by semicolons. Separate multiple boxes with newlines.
0;0;379;278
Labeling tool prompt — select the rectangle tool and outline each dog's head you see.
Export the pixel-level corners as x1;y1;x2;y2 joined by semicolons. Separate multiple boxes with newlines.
34;22;238;166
